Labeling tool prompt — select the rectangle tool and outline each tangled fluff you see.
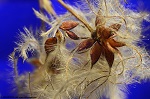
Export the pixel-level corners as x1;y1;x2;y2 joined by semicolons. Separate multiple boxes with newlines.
9;0;150;99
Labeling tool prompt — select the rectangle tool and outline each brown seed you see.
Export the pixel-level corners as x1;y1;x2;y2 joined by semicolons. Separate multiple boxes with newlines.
66;31;79;40
77;39;95;52
103;47;114;68
45;37;57;54
90;42;102;67
107;38;125;48
59;21;79;30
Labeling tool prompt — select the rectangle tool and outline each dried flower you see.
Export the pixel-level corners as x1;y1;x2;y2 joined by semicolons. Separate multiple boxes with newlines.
9;0;150;99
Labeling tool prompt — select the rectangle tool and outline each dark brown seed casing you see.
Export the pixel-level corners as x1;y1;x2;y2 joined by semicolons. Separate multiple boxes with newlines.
90;42;102;67
77;39;95;52
66;31;79;40
59;21;79;30
45;37;57;54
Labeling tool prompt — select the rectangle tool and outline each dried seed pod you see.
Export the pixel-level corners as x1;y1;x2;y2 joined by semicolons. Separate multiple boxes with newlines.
103;47;114;68
109;23;121;31
90;42;102;67
77;39;95;52
66;31;79;40
44;37;57;54
107;38;125;48
59;21;79;30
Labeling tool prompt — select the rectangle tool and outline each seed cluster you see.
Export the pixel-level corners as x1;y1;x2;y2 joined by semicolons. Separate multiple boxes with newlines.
10;0;150;99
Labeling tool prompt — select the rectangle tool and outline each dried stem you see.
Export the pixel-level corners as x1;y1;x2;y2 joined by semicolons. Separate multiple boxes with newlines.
11;51;19;79
9;50;20;95
28;72;32;97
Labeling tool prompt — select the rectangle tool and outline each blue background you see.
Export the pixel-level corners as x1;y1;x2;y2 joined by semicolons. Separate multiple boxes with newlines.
0;0;150;99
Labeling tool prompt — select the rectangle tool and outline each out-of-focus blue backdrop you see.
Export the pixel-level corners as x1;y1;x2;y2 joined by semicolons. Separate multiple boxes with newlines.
0;0;149;98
